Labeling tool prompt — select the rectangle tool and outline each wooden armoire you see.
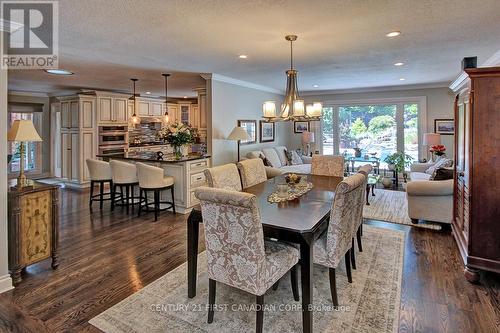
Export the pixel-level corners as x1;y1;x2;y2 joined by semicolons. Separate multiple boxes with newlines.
451;66;500;283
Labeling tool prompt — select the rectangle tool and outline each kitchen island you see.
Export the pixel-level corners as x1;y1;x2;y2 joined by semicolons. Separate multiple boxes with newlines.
98;152;211;214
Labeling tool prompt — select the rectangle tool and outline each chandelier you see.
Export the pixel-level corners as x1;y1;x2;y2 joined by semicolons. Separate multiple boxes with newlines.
262;35;322;122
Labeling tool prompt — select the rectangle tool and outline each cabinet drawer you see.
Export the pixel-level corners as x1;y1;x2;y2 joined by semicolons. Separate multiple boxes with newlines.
189;159;208;171
190;172;206;187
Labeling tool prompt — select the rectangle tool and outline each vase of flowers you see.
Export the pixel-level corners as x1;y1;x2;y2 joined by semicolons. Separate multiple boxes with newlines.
430;145;446;159
157;122;195;159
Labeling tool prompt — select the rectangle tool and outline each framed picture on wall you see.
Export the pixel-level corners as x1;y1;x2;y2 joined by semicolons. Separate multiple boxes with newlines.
259;121;275;143
294;121;309;133
238;120;257;144
434;119;454;135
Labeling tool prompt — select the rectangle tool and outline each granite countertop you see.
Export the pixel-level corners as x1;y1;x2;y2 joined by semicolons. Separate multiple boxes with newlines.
97;152;210;163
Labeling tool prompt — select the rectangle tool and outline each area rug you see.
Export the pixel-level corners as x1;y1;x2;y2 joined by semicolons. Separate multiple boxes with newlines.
90;225;404;333
363;189;442;230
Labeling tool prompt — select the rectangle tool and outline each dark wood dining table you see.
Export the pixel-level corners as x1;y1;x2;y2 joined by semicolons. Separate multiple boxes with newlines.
186;174;343;333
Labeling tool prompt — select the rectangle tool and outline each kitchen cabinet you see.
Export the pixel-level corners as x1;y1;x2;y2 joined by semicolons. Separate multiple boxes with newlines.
190;105;199;128
138;101;150;116
150;102;163;116
167;103;180;123
179;103;190;125
61;100;79;129
97;95;128;124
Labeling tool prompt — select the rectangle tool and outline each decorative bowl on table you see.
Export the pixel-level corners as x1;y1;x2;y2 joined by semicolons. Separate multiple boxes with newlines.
285;173;301;185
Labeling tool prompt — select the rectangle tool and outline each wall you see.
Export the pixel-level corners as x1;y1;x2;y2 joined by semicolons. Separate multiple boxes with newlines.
7;93;52;177
0;68;13;292
210;79;291;166
298;87;455;159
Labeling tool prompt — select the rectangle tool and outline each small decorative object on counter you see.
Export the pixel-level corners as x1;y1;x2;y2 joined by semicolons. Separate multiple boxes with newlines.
429;144;446;157
354;147;362;158
157;122;195;159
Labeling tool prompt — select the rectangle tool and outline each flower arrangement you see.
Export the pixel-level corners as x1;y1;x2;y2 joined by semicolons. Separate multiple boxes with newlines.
157;122;195;157
430;144;446;157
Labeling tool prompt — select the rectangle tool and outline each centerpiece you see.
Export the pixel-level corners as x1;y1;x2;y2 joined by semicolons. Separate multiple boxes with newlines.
429;144;446;158
157;122;195;159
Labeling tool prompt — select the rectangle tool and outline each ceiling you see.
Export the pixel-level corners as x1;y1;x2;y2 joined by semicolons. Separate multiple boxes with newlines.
8;0;500;96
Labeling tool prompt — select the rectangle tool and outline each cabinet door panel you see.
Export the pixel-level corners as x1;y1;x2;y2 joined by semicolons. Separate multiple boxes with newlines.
98;97;112;122
114;98;127;122
138;102;149;116
71;133;79;181
199;94;207;128
61;133;71;179
70;101;79;128
150;102;163;116
61;102;70;128
81;100;94;129
82;132;94;181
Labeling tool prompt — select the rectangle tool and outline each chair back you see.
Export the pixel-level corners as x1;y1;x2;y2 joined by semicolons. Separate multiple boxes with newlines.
311;155;345;177
86;159;111;181
356;164;373;227
136;162;165;189
357;164;373;175
194;186;266;295
109;159;138;184
325;173;365;267
237;158;268;189
204;163;242;191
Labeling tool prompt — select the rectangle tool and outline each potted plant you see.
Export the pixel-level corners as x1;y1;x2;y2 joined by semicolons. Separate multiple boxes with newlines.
157;122;195;159
384;152;414;173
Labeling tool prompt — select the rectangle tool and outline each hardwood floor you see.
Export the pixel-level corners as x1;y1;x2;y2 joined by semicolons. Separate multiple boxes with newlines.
0;187;498;332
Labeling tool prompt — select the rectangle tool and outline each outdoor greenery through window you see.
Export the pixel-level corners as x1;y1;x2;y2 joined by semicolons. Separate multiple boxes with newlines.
322;102;420;170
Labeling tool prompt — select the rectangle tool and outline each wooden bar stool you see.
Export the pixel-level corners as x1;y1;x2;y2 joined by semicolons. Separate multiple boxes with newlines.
136;162;176;221
109;160;141;214
86;159;113;211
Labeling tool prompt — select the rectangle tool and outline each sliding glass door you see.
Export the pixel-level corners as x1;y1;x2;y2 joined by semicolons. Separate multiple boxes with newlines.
321;100;422;170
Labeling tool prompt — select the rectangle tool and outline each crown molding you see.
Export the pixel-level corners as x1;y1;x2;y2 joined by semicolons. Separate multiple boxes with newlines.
201;73;283;95
301;82;450;96
8;90;49;98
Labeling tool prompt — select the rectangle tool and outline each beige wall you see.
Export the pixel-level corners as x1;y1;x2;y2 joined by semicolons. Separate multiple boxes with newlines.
297;87;455;159
210;80;291;166
0;68;13;292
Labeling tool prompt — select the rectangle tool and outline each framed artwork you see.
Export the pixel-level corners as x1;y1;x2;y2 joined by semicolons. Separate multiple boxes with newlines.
294;121;309;133
259;121;275;143
238;120;257;144
434;119;454;135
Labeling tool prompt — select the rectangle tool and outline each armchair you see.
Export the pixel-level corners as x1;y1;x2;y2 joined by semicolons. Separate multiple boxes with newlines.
406;179;453;224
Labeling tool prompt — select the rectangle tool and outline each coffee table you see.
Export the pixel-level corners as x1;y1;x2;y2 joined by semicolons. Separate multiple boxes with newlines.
366;174;381;205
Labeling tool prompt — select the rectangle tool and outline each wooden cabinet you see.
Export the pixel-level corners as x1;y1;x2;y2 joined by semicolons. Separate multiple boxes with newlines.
451;66;500;282
8;181;59;284
97;96;128;124
167;103;180;123
198;89;207;129
190;105;199;128
150;102;163;116
138;101;150;116
179;103;190;125
61;100;79;129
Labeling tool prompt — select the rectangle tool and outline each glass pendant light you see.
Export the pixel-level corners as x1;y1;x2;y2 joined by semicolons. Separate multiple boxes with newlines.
162;73;170;123
129;78;141;125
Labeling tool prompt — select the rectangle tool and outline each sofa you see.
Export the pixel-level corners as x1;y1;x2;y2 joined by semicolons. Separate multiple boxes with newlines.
406;161;454;224
246;146;312;174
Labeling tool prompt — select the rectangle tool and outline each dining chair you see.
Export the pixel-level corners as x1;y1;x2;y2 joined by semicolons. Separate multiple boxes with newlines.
194;186;300;333
311;155;345;177
313;173;365;306
86;159;113;211
204;163;242;191
237;158;268;189
136;162;176;221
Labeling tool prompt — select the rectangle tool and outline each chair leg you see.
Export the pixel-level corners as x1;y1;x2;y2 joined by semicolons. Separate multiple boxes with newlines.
89;180;95;210
154;189;159;222
291;264;300;301
329;268;339;306
345;249;352;283
351;238;356;270
170;186;176;214
256;295;264;333
137;189;143;217
356;227;363;252
208;279;216;323
99;181;104;210
111;184;116;211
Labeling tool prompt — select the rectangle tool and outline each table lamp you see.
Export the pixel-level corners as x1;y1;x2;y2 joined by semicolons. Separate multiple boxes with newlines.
302;131;315;156
227;126;251;162
7;120;42;188
423;133;441;162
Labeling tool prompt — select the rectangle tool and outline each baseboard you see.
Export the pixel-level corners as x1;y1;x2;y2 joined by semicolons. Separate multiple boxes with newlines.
0;274;13;293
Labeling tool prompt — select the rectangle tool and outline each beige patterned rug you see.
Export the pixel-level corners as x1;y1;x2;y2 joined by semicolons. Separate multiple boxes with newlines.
363;189;442;230
90;225;404;333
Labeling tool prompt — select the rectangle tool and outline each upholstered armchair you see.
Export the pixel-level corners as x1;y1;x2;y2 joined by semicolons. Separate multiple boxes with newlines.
237;158;268;189
406;179;453;224
311;155;345;177
204;163;242;191
313;173;365;306
194;187;300;332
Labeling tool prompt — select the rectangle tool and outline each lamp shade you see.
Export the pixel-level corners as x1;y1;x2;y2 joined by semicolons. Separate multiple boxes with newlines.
7;120;42;142
262;101;276;118
302;131;315;144
423;133;441;146
227;126;251;141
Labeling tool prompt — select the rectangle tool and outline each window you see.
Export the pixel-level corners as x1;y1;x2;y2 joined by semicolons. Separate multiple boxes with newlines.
321;98;425;170
8;105;43;176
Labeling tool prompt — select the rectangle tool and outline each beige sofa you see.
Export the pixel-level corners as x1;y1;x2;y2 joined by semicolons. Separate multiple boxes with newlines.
246;146;312;174
406;162;453;224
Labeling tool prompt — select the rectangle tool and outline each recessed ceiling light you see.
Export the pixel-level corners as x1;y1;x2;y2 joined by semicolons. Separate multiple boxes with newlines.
45;69;74;75
394;62;404;66
386;31;401;37
238;54;248;59
399;78;406;81
313;84;319;88
183;96;188;99
146;91;151;95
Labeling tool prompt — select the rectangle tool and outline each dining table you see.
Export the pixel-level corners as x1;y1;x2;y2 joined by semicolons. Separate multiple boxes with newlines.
186;174;343;333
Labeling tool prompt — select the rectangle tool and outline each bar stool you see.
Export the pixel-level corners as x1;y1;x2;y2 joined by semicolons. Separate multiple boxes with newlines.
86;159;113;211
109;160;141;214
136;162;176;221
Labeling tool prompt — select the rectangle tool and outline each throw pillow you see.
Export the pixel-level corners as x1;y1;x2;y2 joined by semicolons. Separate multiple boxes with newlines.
425;158;453;175
290;150;304;165
257;153;270;167
285;150;293;165
433;168;454;181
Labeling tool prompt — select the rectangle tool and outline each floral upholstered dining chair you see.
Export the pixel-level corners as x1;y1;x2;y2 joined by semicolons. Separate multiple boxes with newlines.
311;155;345;177
313;173;365;306
237;158;268;189
204;163;242;191
194;186;300;333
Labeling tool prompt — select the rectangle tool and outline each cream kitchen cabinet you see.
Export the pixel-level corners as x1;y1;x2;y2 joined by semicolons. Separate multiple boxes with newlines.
97;95;128;124
138;101;150;116
150;102;163;116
